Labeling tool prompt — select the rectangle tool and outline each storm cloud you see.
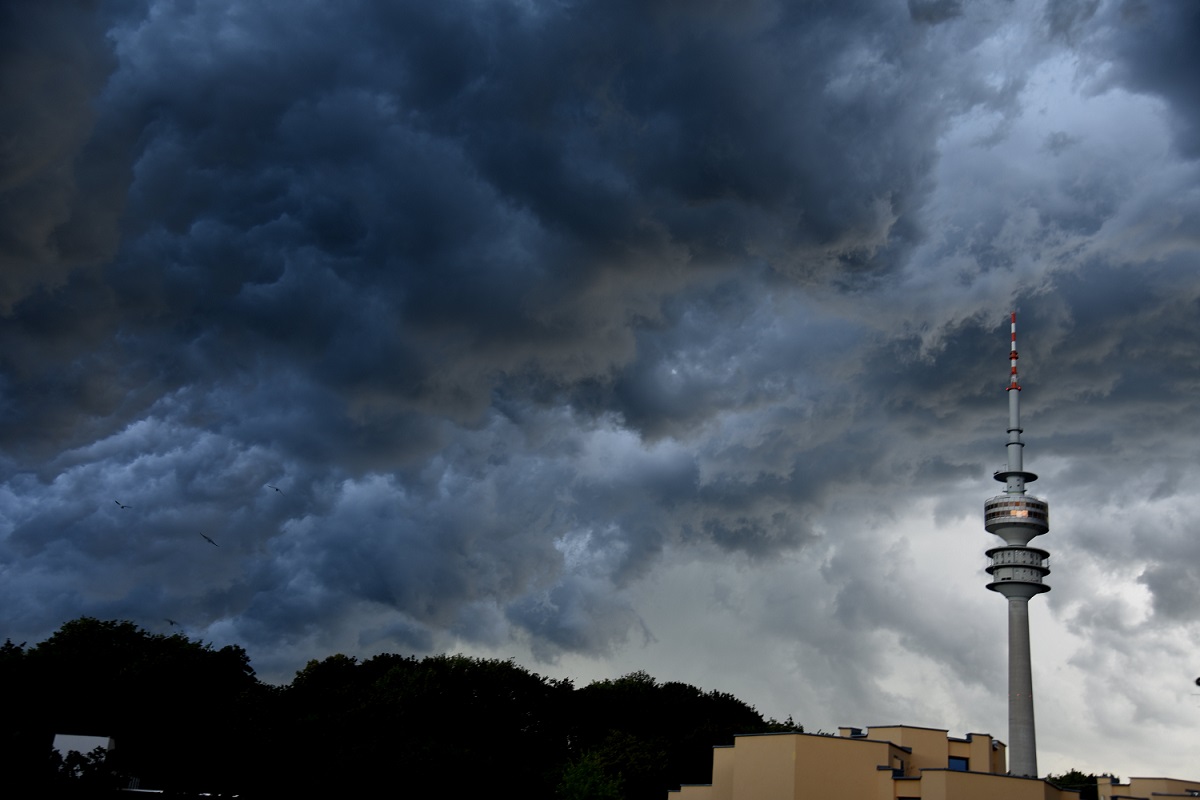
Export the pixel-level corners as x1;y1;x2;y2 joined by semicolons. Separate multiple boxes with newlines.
2;0;1199;780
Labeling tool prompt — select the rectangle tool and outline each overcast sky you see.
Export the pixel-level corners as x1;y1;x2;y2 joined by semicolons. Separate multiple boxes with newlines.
3;0;1199;780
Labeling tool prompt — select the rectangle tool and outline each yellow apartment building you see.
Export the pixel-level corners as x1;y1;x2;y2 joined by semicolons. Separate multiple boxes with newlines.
1095;776;1200;799
667;723;1184;800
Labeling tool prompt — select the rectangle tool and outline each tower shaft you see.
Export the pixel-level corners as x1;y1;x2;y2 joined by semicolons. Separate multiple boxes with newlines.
1007;596;1038;778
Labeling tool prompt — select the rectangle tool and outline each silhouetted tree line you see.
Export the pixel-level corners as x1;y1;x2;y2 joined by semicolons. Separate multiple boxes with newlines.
0;618;800;798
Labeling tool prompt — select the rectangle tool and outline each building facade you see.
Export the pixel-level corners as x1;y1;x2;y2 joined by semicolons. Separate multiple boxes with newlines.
1095;776;1200;799
667;723;1200;800
667;725;1062;800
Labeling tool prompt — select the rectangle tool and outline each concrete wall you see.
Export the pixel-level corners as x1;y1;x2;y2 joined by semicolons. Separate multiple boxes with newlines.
918;769;1065;800
728;734;797;800
710;746;735;800
788;734;888;800
869;726;953;775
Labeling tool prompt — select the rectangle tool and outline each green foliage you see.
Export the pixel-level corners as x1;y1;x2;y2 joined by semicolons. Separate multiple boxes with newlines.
10;617;266;795
0;637;24;662
49;745;129;796
1046;768;1102;800
269;651;577;797
763;714;804;733
570;670;784;799
3;618;798;799
558;750;626;800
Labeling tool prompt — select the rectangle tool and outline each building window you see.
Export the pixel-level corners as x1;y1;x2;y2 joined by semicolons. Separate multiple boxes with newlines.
948;756;969;771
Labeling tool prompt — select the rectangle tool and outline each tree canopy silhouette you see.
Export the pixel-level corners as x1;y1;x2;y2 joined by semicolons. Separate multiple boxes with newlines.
7;618;264;795
2;618;795;799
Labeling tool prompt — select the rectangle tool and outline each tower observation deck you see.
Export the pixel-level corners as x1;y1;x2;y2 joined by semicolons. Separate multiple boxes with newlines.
984;312;1049;778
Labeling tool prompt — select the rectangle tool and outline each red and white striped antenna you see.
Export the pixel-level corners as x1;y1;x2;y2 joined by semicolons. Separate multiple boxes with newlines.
1008;311;1021;392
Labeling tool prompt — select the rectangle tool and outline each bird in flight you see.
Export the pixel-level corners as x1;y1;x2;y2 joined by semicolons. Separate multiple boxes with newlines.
266;484;283;494
200;533;219;547
165;618;178;627
114;500;131;509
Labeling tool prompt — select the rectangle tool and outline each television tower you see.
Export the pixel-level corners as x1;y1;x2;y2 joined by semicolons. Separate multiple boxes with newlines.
984;312;1050;778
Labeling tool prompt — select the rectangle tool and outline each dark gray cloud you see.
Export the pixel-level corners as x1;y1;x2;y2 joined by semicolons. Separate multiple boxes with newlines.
1097;1;1200;157
1043;0;1101;41
909;0;964;25
0;0;125;310
2;0;1200;778
0;0;953;460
